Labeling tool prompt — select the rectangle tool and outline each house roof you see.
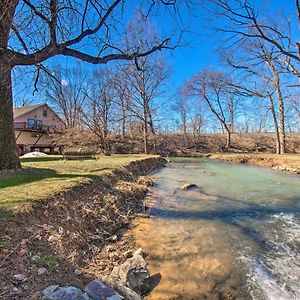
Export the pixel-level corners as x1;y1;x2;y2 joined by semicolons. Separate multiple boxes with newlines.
13;104;45;119
13;104;63;124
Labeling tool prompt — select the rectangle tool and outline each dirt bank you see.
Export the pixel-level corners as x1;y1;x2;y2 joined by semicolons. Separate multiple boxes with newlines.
210;153;300;174
0;157;166;300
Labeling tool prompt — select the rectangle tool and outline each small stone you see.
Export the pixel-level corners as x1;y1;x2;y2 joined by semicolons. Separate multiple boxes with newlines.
133;248;143;256
84;280;122;300
42;224;53;231
38;267;47;275
58;227;64;235
19;248;27;256
74;269;82;276
106;235;118;242
31;255;40;261
13;274;26;282
180;183;197;190
48;235;57;242
109;252;119;260
12;287;19;292
106;245;114;252
20;284;29;290
124;250;133;258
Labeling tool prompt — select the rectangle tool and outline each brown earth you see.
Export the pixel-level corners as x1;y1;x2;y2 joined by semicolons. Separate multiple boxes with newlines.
209;153;300;174
0;157;166;300
56;130;300;156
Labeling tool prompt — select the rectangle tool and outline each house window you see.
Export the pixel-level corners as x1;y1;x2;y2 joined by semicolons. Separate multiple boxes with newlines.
43;110;48;117
28;119;42;130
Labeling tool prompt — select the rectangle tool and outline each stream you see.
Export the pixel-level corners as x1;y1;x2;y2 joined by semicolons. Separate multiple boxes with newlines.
133;158;300;300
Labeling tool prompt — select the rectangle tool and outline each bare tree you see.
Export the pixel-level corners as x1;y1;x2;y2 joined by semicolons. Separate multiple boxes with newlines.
44;64;88;129
183;69;235;148
119;15;171;154
0;0;177;170
207;0;300;68
123;56;170;154
80;69;115;155
173;97;189;134
224;38;288;154
206;0;300;152
190;104;206;144
113;67;132;139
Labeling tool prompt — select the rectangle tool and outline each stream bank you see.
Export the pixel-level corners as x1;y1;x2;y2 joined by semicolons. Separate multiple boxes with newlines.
0;157;166;300
209;153;300;174
132;159;300;300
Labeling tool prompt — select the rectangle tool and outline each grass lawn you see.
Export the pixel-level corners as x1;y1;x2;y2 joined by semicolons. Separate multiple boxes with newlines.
0;154;155;210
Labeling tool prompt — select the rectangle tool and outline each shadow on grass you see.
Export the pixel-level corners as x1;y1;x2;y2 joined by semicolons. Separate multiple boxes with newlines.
0;167;97;189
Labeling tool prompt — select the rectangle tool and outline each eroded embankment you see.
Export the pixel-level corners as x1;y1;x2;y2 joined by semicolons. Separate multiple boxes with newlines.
0;157;166;300
209;153;300;174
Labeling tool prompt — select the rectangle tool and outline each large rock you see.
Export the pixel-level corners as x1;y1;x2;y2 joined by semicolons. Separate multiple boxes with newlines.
42;285;89;300
85;280;122;300
103;276;142;300
114;254;149;294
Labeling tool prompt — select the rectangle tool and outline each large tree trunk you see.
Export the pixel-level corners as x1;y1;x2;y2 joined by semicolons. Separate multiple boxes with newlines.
225;126;231;149
0;63;21;170
277;87;286;154
267;94;281;154
148;110;155;135
122;110;126;140
143;118;149;154
0;0;20;170
267;62;286;154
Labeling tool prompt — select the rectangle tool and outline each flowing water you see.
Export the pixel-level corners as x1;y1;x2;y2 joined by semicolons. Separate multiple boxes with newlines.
133;158;300;300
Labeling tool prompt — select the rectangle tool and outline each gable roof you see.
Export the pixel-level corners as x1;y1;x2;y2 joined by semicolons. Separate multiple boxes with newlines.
13;104;45;119
13;104;63;124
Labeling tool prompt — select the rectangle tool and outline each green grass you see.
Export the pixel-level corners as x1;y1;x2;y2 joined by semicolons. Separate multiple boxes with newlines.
30;254;60;271
0;154;155;210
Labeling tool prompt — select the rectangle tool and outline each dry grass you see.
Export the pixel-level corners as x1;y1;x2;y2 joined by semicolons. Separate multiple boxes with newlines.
0;154;156;209
210;153;300;173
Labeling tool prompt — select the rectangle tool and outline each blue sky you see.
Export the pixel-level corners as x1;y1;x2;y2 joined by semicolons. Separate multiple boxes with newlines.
13;0;298;105
154;0;298;90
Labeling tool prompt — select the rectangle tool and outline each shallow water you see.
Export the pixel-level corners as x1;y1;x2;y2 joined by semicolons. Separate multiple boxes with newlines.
133;159;300;300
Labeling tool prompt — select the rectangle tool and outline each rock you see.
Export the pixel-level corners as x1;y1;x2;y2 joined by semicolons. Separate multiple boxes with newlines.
106;235;118;242
42;285;89;300
13;274;26;282
38;267;47;276
48;235;57;243
136;213;150;218
103;276;142;300
109;252;119;261
19;248;27;256
180;183;197;190
106;245;115;252
31;255;40;261
110;254;150;295
124;250;133;259
74;269;82;276
84;280;122;300
133;248;145;257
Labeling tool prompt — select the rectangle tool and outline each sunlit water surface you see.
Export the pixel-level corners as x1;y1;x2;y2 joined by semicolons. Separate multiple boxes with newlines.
133;159;300;300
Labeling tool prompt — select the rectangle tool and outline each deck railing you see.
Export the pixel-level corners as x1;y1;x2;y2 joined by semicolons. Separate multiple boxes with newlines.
14;122;50;132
